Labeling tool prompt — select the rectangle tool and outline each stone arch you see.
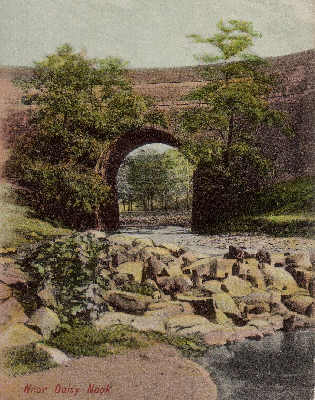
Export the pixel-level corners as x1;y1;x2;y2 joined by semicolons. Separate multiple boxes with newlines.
97;127;181;231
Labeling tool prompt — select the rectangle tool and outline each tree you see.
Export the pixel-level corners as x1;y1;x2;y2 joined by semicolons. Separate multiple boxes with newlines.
6;44;161;228
179;20;293;224
117;148;193;211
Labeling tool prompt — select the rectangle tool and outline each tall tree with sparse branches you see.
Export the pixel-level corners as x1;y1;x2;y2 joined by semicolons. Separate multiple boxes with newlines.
179;20;293;225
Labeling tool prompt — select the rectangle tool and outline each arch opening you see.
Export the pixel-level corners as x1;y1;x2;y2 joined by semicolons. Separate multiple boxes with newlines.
98;127;193;231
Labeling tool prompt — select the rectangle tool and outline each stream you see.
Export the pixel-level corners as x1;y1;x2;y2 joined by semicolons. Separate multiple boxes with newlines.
195;329;314;400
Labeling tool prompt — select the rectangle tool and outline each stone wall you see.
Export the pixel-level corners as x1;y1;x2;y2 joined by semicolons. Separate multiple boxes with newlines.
0;50;314;230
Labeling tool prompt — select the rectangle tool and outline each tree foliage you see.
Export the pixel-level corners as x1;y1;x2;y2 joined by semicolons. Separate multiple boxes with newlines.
117;148;193;211
179;20;293;221
6;44;161;228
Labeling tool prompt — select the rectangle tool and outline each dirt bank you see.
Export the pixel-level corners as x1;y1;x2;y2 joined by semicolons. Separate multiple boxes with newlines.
0;344;217;400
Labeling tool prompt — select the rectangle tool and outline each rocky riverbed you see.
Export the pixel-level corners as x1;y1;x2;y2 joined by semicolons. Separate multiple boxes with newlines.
120;225;314;256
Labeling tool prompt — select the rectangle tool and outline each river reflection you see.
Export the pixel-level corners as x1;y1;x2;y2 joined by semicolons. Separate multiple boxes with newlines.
195;329;314;400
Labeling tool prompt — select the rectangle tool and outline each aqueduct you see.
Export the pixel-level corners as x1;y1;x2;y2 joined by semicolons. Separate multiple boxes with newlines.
0;49;314;230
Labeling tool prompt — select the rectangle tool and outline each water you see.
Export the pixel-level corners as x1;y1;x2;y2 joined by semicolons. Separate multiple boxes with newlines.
195;329;314;400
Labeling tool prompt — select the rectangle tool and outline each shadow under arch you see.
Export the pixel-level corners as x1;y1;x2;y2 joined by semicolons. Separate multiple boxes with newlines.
97;127;181;231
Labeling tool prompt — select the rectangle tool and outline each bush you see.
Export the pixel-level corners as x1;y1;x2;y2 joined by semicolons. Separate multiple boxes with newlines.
16;232;110;324
4;344;57;376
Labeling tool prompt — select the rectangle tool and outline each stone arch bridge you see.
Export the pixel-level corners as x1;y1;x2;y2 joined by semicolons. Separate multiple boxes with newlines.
0;50;314;231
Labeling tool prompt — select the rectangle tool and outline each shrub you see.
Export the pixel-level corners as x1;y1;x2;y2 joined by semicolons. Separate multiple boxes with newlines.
4;344;57;376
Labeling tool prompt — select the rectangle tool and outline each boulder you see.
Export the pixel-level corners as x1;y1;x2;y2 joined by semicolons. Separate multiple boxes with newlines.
270;253;286;268
234;290;281;315
93;311;166;333
108;245;129;267
283;313;315;331
202;280;223;294
216;258;237;279
248;318;275;336
117;262;144;283
132;237;154;248
284;295;315;316
182;258;218;286
202;326;235;345
159;242;185;257
166;314;218;337
212;293;241;319
140;246;174;264
146;301;194;319
180;251;200;267
93;311;135;329
228;325;263;342
236;259;266;289
0;262;28;285
102;290;153;313
107;234;135;250
0;282;12;302
262;264;299;295
38;283;58;308
226;246;251;259
309;277;315;298
221;276;252;297
0;323;42;348
285;266;313;289
285;252;312;270
0;297;28;332
127;246;144;262
36;343;70;365
27;307;61;339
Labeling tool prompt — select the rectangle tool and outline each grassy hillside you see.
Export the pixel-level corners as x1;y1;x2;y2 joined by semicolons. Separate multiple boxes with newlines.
0;183;72;248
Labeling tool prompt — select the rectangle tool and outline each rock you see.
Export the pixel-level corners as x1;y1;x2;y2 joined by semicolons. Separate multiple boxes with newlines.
130;315;166;333
102;290;153;313
141;246;174;264
0;297;28;332
143;279;159;291
211;293;241;319
202;280;223;294
132;238;154;248
27;307;61;339
234;290;281;315
146;301;194;319
256;249;271;264
221;276;252;297
285;252;312;270
117;262;144;283
85;230;108;240
108;245;129;267
0;282;12;302
174;276;193;292
267;315;284;330
215;258;236;279
0;262;28;285
248;318;275;336
164;260;184;278
38;283;58;308
236;259;266;289
309;277;315;298
36;343;70;364
283;314;315;331
284;295;315;316
166;314;218;337
270;253;286;268
159;242;185;257
180;251;200;267
202;326;235;345
107;234;134;250
285;266;313;289
262;264;299;295
93;312;135;329
228;325;263;342
127;246;143;262
0;323;42;348
182;258;218;286
93;311;166;333
226;246;251;259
